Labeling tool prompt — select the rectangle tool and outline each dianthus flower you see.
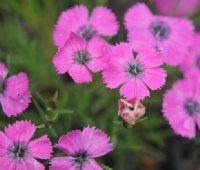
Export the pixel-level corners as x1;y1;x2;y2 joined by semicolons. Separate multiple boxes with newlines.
53;33;110;83
124;3;194;66
53;4;119;49
0;62;31;116
0;120;52;169
50;127;112;170
102;42;166;100
163;79;200;138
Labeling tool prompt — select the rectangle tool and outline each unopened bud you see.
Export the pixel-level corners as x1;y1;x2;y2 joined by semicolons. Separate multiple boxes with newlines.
118;98;145;126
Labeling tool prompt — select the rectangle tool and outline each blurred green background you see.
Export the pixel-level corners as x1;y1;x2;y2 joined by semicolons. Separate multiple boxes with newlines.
0;0;200;170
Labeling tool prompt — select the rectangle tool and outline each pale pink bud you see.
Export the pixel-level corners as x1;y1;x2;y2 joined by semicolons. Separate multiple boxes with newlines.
118;98;145;126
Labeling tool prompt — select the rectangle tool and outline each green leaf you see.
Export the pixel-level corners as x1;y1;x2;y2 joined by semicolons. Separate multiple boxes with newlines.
101;164;113;170
32;98;46;121
135;116;149;124
37;124;45;129
113;120;122;126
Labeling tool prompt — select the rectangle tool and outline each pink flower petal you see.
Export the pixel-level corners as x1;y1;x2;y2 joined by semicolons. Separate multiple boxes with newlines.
152;0;200;16
179;53;194;72
134;43;164;68
173;79;195;98
102;59;127;89
142;68;166;90
50;157;75;170
53;33;87;74
161;18;193;66
0;156;15;170
87;37;112;57
120;78;150;100
86;37;111;72
162;79;199;138
0;62;8;81
125;3;194;66
124;3;153;30
5;72;29;99
16;160;31;170
102;43;134;88
184;68;200;80
163;108;195;138
4;120;36;143
0;91;31;117
0;131;12;156
127;29;155;44
111;42;133;62
172;115;196;138
179;33;200;72
26;158;45;170
83;159;103;170
193;33;200;50
28;135;52;159
82;127;113;158
90;6;119;36
170;18;194;49
162;38;189;66
53;5;89;48
68;64;92;83
87;55;108;73
162;88;188;125
56;130;83;155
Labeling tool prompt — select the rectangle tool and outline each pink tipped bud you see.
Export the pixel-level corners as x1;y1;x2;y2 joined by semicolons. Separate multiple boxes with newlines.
118;98;146;126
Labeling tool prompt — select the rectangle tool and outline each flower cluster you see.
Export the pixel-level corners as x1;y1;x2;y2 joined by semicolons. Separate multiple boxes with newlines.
53;4;168;100
163;32;200;138
1;1;200;169
52;2;200;139
0;120;112;170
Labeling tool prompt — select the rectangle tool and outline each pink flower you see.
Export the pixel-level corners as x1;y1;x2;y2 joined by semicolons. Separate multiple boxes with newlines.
118;99;145;126
53;33;110;84
0;120;52;169
124;3;194;66
163;79;200;138
102;42;166;100
0;62;31;117
53;4;119;49
50;127;113;170
180;33;200;79
152;0;200;16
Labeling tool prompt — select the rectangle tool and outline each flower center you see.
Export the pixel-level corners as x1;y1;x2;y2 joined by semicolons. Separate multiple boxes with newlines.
78;25;96;41
74;50;90;65
126;61;144;77
196;55;200;69
73;151;89;168
9;143;28;160
150;20;170;40
184;99;200;116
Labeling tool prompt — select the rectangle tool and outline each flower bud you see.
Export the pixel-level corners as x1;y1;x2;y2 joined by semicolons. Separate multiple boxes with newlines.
118;99;145;126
